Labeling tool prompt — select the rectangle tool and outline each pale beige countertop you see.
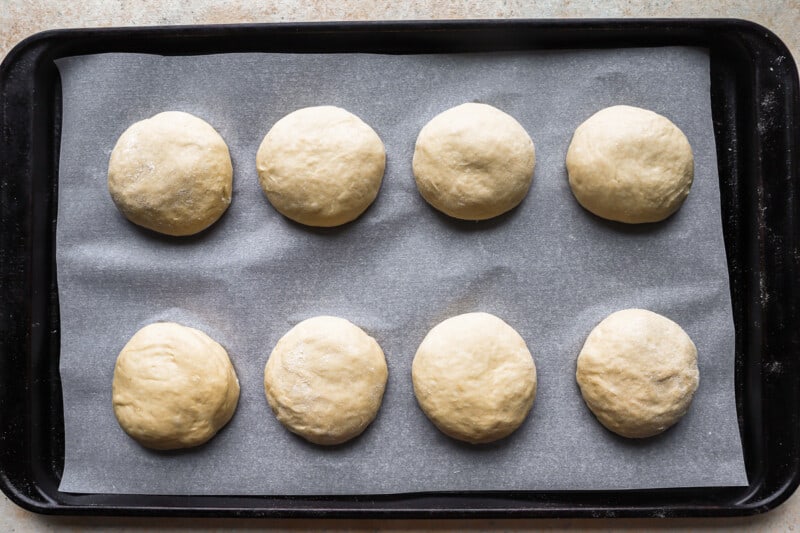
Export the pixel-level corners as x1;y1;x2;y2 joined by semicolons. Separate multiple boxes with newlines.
1;1;798;531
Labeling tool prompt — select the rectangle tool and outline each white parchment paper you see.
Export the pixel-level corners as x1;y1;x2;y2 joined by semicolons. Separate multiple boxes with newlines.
55;48;748;494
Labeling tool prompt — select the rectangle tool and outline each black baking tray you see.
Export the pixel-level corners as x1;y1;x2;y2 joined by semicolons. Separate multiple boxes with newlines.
0;18;797;518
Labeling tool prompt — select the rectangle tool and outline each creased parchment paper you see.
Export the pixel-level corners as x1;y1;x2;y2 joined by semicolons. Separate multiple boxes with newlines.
55;47;748;494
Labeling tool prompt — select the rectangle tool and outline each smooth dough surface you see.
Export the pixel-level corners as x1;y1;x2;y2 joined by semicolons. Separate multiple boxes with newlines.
112;322;240;450
411;312;537;444
264;316;388;445
412;103;536;220
566;105;693;224
576;309;699;438
108;111;233;236
256;106;386;227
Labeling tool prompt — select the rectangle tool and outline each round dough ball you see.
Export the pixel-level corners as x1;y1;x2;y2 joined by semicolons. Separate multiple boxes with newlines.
256;106;386;227
112;322;240;450
108;111;233;236
566;105;693;224
264;316;388;445
412;103;535;221
411;312;537;444
576;309;699;438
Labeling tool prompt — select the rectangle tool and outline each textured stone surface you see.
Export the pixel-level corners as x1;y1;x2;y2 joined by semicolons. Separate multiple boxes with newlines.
1;0;798;530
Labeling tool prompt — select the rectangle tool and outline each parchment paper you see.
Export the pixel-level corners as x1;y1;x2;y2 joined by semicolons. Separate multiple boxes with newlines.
55;47;748;495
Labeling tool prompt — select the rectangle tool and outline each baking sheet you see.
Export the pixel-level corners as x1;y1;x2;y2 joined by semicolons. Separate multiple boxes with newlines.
55;47;748;494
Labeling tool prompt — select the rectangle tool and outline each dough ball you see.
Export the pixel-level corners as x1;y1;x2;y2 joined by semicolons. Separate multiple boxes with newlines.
256;106;386;227
264;316;388;445
566;105;693;224
412;103;535;221
108;111;233;236
412;312;537;444
576;309;699;438
112;322;240;450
